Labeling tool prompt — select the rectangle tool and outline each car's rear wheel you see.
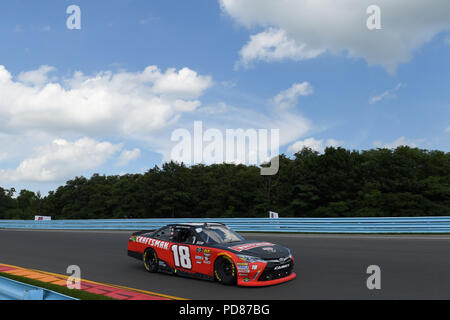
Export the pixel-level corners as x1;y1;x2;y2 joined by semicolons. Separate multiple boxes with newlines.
143;248;158;273
214;256;237;285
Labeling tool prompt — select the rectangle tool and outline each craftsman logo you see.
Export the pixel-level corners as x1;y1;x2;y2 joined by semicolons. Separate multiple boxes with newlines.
230;242;275;252
136;236;169;250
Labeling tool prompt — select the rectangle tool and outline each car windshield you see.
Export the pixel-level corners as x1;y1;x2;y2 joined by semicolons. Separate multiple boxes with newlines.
196;225;244;244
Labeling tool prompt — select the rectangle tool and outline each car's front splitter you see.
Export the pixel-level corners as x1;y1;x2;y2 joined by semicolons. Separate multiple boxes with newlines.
237;272;296;287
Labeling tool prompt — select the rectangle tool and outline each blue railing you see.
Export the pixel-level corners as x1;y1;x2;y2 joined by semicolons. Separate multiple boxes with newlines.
0;277;77;300
0;217;450;233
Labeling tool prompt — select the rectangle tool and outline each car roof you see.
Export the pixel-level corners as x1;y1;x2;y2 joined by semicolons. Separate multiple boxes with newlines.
168;222;226;228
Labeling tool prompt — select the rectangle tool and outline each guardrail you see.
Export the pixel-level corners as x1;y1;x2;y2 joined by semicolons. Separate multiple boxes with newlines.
0;277;77;300
0;217;450;233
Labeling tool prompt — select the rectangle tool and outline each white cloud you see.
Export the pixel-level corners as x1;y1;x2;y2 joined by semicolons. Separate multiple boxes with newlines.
0;138;122;183
273;82;314;109
237;28;325;68
218;105;311;147
116;148;141;166
288;138;323;153
0;65;215;185
369;83;405;104
0;153;7;162
17;65;57;87
221;80;237;89
445;126;450;133
264;113;311;147
326;139;342;148
0;65;213;138
220;0;450;72
373;136;423;149
148;67;214;99
198;102;229;115
288;137;342;153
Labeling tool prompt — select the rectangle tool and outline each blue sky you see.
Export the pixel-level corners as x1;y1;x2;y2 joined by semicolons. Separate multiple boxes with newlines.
0;0;449;194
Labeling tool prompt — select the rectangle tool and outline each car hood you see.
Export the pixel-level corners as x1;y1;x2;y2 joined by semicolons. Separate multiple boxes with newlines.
212;240;290;260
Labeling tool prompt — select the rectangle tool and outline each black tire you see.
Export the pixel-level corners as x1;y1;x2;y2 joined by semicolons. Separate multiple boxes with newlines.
143;248;158;273
214;256;237;285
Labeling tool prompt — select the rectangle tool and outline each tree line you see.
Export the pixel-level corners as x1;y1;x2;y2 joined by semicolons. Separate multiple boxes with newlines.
0;146;449;220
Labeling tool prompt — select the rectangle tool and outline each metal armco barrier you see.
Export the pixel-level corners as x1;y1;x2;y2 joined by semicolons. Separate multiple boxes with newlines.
0;217;450;233
0;277;77;300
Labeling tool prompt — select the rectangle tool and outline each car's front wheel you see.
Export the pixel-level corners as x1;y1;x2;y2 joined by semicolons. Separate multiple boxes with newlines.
143;248;158;273
214;256;237;285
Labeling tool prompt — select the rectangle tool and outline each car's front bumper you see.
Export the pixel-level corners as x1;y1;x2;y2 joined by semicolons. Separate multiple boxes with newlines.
238;272;296;287
236;257;296;287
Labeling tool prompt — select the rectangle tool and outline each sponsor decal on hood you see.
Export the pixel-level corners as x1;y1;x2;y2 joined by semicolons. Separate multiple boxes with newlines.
229;242;275;252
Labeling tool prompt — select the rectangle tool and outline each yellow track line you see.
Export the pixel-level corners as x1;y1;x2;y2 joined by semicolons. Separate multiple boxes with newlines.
0;262;188;300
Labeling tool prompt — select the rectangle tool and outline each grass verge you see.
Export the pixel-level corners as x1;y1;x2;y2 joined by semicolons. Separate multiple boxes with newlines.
0;272;116;300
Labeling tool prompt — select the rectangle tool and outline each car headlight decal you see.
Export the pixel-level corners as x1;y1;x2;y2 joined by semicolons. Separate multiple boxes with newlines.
236;254;265;263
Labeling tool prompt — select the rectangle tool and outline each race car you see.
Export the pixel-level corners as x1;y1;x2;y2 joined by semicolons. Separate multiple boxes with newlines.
127;222;296;286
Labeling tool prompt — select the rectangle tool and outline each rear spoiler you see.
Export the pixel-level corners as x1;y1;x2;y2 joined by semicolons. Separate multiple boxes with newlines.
132;230;156;236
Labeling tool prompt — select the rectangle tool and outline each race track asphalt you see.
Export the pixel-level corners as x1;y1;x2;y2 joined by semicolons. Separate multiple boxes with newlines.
0;229;449;300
